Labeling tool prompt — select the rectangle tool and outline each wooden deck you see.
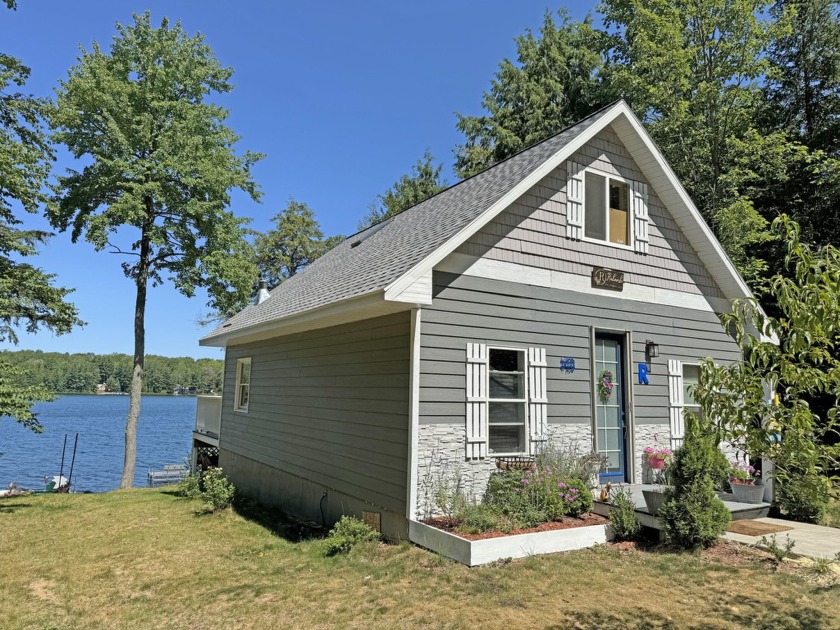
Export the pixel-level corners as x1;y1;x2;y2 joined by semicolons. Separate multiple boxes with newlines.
593;484;771;530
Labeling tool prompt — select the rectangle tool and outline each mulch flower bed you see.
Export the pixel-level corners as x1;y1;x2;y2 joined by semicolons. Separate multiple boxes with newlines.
422;513;609;541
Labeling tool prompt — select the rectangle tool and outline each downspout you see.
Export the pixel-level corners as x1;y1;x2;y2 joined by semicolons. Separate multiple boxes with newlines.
406;308;421;520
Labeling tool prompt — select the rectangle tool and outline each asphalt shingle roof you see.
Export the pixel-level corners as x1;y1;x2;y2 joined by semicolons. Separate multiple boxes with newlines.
203;105;614;342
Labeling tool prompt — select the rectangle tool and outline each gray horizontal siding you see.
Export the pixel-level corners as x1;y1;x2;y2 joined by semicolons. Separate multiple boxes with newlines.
220;312;410;514
456;124;724;299
419;272;741;429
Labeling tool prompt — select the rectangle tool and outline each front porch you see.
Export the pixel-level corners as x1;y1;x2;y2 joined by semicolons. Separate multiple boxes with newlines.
592;484;771;530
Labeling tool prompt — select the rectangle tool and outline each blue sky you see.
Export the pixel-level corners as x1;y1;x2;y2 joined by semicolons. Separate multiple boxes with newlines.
2;1;595;359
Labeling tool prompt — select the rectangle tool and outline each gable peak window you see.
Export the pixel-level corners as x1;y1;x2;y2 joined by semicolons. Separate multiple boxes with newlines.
585;172;630;246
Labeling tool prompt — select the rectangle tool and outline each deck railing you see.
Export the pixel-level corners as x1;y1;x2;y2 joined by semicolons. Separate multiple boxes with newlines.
195;395;222;438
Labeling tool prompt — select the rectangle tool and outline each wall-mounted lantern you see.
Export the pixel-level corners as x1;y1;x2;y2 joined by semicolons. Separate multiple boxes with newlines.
645;340;660;360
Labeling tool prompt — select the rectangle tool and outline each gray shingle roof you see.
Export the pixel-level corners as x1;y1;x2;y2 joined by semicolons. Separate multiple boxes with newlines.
202;105;614;342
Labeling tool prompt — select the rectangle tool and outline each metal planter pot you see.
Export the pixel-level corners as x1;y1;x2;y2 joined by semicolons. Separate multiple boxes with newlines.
729;482;765;504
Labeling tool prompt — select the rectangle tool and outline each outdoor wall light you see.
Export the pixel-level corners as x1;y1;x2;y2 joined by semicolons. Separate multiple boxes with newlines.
645;340;660;359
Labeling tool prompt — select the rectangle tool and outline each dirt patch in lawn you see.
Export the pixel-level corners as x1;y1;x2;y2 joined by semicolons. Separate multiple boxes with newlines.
422;513;609;540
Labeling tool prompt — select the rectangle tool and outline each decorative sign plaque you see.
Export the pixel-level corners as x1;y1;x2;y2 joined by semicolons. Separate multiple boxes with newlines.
591;267;624;291
559;357;576;374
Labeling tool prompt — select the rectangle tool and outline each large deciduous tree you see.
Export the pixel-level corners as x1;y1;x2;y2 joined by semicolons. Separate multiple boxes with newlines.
254;199;341;288
454;10;607;179
49;12;262;488
358;150;446;230
0;3;81;430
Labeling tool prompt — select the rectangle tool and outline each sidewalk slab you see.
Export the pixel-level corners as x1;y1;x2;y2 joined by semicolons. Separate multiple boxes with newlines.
723;517;840;560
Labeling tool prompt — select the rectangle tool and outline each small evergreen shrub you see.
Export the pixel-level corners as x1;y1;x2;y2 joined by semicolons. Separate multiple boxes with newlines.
659;418;731;550
778;474;831;523
609;486;640;541
324;516;380;556
201;467;236;511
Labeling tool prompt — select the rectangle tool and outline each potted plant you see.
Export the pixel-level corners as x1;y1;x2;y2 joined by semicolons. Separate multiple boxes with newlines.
643;434;673;472
641;438;672;516
728;460;764;504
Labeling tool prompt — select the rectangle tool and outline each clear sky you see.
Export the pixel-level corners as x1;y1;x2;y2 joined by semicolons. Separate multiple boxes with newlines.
1;1;595;359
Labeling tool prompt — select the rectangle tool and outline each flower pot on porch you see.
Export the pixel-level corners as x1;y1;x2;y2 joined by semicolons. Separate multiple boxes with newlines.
728;482;765;504
647;456;667;470
642;489;667;516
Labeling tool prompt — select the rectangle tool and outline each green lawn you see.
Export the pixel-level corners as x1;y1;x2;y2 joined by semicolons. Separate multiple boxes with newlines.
1;488;838;629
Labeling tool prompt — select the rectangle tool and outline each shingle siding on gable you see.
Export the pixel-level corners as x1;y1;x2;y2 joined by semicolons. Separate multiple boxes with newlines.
455;125;725;300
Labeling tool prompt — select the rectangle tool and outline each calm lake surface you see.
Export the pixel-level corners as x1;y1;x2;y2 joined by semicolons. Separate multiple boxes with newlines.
0;394;195;492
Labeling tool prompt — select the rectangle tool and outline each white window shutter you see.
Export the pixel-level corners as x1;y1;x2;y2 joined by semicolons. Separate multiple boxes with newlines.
668;359;684;449
465;343;488;460
528;347;548;454
632;180;649;254
566;161;585;240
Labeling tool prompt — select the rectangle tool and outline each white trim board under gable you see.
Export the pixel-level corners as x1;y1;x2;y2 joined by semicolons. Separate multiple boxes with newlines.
385;101;752;306
436;253;733;315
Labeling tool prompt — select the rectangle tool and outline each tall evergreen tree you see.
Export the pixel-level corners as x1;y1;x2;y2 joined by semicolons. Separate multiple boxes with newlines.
0;2;81;430
358;150;446;229
49;13;262;488
254;198;341;288
454;10;607;179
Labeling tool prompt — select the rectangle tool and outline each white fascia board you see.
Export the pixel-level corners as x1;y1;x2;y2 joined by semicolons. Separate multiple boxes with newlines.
383;101;627;299
610;111;754;301
199;290;405;347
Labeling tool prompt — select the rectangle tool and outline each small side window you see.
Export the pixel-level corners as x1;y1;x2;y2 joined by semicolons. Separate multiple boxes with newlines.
234;357;251;413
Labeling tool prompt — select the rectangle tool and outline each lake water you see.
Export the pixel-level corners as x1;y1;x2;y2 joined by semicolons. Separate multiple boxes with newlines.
0;394;196;492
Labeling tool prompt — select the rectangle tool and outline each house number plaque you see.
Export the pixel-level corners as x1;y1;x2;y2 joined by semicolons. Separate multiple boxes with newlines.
591;267;624;291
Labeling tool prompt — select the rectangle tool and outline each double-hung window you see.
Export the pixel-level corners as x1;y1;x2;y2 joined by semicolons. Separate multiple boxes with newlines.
585;172;630;246
487;348;527;454
234;357;251;413
682;364;702;420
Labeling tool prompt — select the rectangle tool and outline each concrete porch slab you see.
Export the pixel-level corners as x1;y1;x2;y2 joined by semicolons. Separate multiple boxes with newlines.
724;517;840;560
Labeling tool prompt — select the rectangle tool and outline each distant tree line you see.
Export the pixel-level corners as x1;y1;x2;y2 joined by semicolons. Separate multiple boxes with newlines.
0;350;223;395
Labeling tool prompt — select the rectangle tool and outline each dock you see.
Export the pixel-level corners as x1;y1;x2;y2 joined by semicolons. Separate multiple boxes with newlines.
147;465;188;487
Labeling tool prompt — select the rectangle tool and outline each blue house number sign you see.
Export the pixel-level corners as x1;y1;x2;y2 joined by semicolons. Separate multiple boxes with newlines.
639;363;649;385
559;357;576;374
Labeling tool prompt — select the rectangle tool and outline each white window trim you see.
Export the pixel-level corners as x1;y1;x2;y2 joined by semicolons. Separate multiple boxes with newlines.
580;166;635;251
234;357;252;413
487;346;530;457
682;361;702;415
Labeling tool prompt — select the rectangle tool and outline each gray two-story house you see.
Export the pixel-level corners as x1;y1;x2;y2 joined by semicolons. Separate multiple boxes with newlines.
200;100;751;539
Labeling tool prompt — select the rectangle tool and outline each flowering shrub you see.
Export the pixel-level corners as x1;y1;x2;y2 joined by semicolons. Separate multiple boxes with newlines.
518;466;593;520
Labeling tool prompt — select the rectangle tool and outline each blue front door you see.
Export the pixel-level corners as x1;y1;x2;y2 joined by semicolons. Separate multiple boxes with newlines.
595;335;628;483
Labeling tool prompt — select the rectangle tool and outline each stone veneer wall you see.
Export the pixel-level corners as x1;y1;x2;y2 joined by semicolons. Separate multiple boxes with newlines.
635;423;671;484
415;423;593;519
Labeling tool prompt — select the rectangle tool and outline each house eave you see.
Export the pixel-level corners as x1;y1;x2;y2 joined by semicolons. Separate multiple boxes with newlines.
199;290;419;348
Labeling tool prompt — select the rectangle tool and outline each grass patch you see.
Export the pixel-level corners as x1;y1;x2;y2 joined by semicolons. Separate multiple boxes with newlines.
1;489;839;629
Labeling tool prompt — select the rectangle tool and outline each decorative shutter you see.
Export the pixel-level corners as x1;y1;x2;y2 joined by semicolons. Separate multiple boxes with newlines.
668;359;685;449
632;180;649;254
566;161;585;240
466;343;488;460
528;347;548;454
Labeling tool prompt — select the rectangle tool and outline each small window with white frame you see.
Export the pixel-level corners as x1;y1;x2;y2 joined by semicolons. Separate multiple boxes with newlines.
584;171;631;246
488;348;527;454
234;357;252;413
683;363;702;419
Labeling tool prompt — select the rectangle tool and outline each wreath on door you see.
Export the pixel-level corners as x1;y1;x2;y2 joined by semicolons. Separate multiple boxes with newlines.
598;370;615;403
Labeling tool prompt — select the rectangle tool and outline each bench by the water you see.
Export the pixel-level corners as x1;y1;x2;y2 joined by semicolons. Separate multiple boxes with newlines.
147;464;188;487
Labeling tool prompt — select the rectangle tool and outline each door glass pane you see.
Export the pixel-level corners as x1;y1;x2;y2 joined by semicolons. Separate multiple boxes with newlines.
606;428;620;451
603;405;620;429
585;172;606;240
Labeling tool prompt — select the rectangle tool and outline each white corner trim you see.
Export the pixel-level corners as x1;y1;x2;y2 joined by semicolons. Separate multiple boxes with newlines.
384;270;433;304
437;253;733;314
406;308;422;519
383;101;628;299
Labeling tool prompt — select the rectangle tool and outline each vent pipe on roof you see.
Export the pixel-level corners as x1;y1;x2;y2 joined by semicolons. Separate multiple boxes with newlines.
257;281;270;305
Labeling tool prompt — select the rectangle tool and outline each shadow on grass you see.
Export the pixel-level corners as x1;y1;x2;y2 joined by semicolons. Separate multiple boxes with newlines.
232;497;326;543
0;501;33;514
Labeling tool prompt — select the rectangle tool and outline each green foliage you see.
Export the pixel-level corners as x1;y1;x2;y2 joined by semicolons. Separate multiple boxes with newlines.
485;469;532;515
358;150;447;229
0;361;52;431
778;473;831;523
324;515;379;556
609;486;641;541
458;503;503;535
692;216;840;484
659;418;731;549
759;533;796;567
485;467;592;522
0;349;222;394
200;467;235;511
534;442;606;483
176;473;201;500
254;198;341;288
455;10;607;178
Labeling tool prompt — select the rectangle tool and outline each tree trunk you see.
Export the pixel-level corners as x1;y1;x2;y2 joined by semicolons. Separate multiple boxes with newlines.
119;227;151;489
